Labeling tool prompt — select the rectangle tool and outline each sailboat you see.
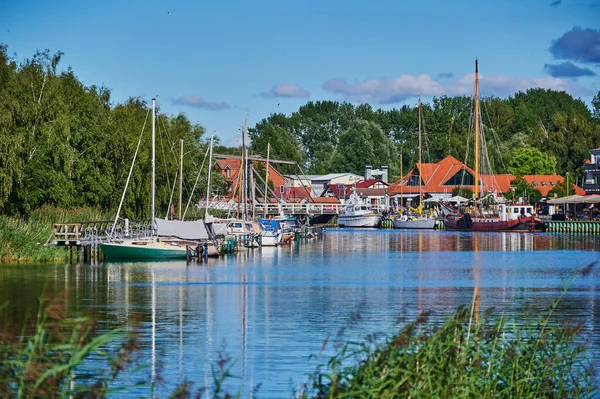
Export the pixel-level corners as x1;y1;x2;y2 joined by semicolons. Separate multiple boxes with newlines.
393;99;437;229
441;61;545;232
100;99;213;259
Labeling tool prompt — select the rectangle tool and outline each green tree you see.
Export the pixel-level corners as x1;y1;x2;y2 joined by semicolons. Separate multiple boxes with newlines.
330;119;398;176
248;116;304;174
506;177;542;205
508;147;556;176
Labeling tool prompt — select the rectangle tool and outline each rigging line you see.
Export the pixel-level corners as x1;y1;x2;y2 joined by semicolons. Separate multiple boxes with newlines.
482;99;508;175
156;113;174;205
420;105;432;165
183;143;211;219
110;108;151;236
165;169;178;219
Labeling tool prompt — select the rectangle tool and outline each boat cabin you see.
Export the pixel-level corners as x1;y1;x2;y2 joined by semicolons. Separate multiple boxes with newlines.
498;204;535;221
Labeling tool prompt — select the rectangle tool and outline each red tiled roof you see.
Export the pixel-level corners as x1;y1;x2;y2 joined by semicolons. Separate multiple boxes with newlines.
355;179;389;188
387;155;585;197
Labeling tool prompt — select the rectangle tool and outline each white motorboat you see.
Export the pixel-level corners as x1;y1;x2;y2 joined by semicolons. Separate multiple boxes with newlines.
338;192;381;228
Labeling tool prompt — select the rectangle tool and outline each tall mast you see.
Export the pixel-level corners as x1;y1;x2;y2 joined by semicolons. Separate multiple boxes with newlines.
418;98;422;211
205;135;214;217
400;152;403;208
151;98;156;231
264;142;270;218
242;118;248;220
178;139;183;220
474;59;480;199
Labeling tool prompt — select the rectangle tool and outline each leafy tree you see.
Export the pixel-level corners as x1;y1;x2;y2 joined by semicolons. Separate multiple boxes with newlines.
248;116;304;174
508;147;556;176
592;91;600;121
330;119;398;177
546;179;575;199
505;177;542;205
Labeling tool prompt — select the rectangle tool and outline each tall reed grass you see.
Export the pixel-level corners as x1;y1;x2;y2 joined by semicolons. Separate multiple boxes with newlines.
0;296;138;399
0;205;111;262
296;269;598;399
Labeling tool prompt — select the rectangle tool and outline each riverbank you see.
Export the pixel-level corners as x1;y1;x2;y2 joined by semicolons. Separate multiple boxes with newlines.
0;206;108;262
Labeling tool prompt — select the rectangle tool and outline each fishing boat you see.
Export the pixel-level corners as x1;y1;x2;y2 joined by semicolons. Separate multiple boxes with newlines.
393;99;436;230
100;99;217;259
441;61;545;233
338;190;381;228
442;202;545;232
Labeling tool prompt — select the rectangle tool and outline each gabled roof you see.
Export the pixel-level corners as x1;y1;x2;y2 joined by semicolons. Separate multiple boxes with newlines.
355;179;389;188
326;184;354;198
387;155;585;197
522;175;585;196
310;172;361;182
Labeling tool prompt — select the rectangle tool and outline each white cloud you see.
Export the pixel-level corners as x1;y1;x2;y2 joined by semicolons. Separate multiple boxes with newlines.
261;84;310;98
172;95;231;110
322;73;593;103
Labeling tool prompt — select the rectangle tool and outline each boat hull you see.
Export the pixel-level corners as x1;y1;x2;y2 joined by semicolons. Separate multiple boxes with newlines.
393;217;436;230
443;214;545;232
100;240;188;259
338;215;381;228
260;232;281;246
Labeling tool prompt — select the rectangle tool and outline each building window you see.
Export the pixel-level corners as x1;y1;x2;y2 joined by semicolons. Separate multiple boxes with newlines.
532;181;538;187
550;181;555;187
226;167;230;178
541;181;547;187
444;170;474;186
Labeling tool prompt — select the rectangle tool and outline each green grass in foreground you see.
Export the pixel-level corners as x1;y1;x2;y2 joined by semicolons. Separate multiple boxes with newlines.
0;267;597;398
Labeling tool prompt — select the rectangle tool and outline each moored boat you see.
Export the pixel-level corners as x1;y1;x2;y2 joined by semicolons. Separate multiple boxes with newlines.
442;202;545;232
393;214;437;229
338;197;381;228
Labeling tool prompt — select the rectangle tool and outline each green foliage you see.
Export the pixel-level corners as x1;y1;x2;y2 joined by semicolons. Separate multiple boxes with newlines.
1;44;600;222
330;119;399;176
506;177;543;205
0;297;138;398
508;147;556;176
547;178;575;199
0;45;216;220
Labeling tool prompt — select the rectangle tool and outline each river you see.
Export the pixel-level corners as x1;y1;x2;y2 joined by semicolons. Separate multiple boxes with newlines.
1;229;599;397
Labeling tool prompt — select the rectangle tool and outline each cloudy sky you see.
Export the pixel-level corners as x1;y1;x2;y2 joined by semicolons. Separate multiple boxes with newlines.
1;0;599;145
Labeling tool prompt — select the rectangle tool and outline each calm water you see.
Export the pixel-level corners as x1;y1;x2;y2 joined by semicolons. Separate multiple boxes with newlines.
1;230;600;397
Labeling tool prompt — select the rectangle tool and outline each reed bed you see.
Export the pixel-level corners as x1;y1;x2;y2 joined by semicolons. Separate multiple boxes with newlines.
297;271;597;399
0;205;110;262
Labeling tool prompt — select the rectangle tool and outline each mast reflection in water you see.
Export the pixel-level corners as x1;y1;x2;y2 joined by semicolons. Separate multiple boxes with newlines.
0;230;599;398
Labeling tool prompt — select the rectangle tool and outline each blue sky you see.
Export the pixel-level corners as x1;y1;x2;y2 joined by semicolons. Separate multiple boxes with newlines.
1;0;599;146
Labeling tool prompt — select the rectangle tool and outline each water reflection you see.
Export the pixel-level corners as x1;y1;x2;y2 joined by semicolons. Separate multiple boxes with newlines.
0;231;599;397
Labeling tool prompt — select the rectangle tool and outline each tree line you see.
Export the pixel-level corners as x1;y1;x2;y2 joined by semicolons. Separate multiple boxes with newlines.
249;87;600;185
0;45;230;219
1;45;599;219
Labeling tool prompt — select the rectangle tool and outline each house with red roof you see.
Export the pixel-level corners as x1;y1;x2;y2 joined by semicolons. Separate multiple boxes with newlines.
387;155;584;203
214;157;312;201
323;178;390;206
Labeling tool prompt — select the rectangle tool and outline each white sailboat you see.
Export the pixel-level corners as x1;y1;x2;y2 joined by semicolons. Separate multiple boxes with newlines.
393;99;436;230
100;99;212;259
